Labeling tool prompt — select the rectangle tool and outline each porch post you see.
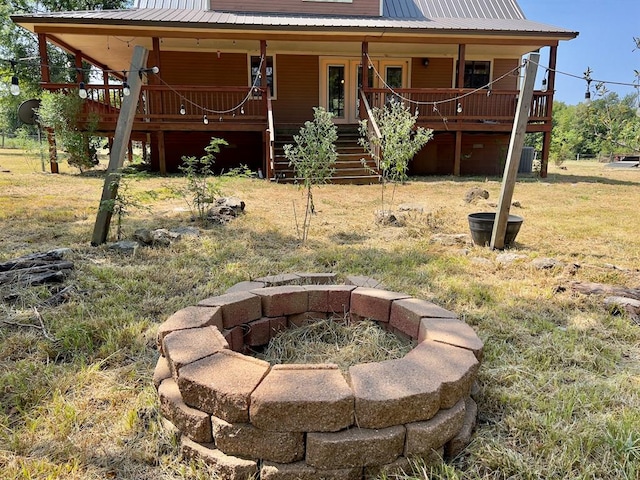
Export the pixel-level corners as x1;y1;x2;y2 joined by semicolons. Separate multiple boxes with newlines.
260;40;268;90
454;130;462;176
453;44;466;175
456;44;466;88
75;51;84;83
360;41;369;120
540;45;558;178
151;37;166;175
37;33;58;174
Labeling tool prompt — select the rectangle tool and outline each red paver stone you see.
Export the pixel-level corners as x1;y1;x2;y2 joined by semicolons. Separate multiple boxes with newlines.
345;276;385;289
156;306;223;353
212;416;304;463
198;291;262;328
153;355;171;389
269;316;288;337
181;437;258;480
162;326;229;376
224;281;266;293
178;350;271;423
250;364;354;432
389;298;457;339
296;272;337;284
349;288;411;323
405;397;466;457
158;378;212;443
306;425;405;469
244;317;272;346
253;273;301;286
404;340;479;409
349;357;441;429
445;396;478;459
261;461;362;480
418;318;484;360
222;326;244;352
304;285;356;314
251;286;309;316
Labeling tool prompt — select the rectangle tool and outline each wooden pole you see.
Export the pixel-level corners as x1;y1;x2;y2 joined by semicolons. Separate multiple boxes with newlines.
490;52;539;250
91;46;149;246
540;45;557;178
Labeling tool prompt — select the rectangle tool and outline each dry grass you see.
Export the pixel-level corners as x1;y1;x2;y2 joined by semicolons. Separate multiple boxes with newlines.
257;318;414;373
1;147;640;479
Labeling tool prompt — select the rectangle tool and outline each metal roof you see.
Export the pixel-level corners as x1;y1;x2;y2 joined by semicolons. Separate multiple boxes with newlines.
13;0;576;37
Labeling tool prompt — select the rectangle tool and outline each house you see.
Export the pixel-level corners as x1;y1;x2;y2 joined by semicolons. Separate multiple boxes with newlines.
11;0;577;180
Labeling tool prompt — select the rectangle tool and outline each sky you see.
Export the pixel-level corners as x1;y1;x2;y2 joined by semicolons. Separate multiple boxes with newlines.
517;0;639;105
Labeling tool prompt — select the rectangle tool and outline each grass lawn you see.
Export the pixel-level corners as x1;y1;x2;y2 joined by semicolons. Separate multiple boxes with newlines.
1;148;639;479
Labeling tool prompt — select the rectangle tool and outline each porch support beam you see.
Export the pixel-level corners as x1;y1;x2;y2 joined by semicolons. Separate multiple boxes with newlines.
454;131;462;176
456;44;466;88
37;32;59;174
75;51;84;83
92;45;149;246
540;45;557;178
360;41;369;121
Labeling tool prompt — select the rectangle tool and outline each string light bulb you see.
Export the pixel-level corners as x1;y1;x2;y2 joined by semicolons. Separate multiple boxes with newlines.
203;114;209;124
78;82;88;99
457;103;463;114
240;106;245;115
179;104;186;115
584;89;591;104
122;79;131;96
10;75;20;96
541;77;548;92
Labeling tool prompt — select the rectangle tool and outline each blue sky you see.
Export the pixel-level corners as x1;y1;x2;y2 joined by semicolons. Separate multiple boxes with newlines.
517;0;639;105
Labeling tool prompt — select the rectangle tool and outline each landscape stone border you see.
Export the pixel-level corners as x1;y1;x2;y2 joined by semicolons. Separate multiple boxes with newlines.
154;273;484;480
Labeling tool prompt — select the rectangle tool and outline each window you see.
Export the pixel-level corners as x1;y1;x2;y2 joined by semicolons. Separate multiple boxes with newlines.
463;61;491;89
250;55;275;97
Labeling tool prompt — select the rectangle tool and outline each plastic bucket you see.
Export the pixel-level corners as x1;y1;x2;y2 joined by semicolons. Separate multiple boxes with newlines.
468;212;523;247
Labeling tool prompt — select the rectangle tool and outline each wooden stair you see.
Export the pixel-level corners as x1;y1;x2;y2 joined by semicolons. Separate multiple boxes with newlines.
271;125;380;185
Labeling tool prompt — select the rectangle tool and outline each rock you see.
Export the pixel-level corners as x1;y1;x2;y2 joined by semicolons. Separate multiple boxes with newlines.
470;257;492;266
430;234;472;246
133;228;153;245
217;196;245;215
464;188;489;204
152;228;180;247
532;257;564;270
172;226;201;236
511;200;522;208
107;240;138;255
374;210;401;226
496;252;527;264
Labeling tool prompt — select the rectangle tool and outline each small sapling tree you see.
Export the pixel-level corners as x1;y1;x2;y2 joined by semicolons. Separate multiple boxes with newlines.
176;137;229;223
99;172;153;240
359;99;433;221
284;107;337;243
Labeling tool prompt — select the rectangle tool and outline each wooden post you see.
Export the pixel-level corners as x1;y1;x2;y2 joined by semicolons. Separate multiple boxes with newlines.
454;130;462;176
456;44;466;88
490;52;540;250
360;41;369;120
157;130;166;175
540;45;557;178
38;33;51;83
91;46;149;246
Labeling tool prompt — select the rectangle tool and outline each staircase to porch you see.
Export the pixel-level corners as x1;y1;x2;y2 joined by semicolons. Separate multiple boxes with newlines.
271;125;380;184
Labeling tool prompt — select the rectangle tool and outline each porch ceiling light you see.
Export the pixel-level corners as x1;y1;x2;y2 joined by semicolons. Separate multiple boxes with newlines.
78;82;88;99
422;58;429;67
10;75;20;96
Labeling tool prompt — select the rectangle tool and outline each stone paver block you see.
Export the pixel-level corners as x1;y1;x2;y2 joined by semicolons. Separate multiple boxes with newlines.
296;272;338;285
225;281;266;293
181;437;258;480
445;397;477;459
157;306;223;353
304;285;356;314
244;317;272;346
222;326;244;352
269;316;288;336
350;288;411;323
364;456;411;480
389;298;457;339
178;350;271;423
306;425;405;469
153;355;171;389
253;273;301;286
349;357;441;429
162;326;229;377
261;461;362;480
418;318;484;361
212;416;304;463
158;378;212;443
198;291;262;328
251;364;354;432
288;311;328;327
345;275;385;289
404;340;479;409
405;397;466;457
251;286;309;317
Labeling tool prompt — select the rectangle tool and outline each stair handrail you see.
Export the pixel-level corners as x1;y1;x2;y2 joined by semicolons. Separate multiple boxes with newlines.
359;88;382;169
266;92;275;179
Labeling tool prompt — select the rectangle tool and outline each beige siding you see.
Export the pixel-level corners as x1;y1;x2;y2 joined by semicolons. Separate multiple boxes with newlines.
209;0;379;16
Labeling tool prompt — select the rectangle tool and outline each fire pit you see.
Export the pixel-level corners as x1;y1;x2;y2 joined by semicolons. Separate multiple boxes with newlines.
154;274;483;480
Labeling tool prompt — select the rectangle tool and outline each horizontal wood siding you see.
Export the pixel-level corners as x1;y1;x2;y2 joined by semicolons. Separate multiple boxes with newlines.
158;51;247;85
492;58;519;90
411;57;454;88
459;133;510;175
209;0;379;16
273;55;319;125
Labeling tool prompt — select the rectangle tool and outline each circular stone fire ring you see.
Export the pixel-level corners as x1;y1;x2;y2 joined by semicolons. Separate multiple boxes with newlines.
153;274;483;480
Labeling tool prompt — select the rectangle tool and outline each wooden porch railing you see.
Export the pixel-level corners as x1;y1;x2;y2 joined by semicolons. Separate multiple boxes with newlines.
41;83;269;126
363;88;552;124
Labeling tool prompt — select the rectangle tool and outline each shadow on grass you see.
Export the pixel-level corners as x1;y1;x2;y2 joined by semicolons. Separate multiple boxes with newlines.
409;173;640;187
